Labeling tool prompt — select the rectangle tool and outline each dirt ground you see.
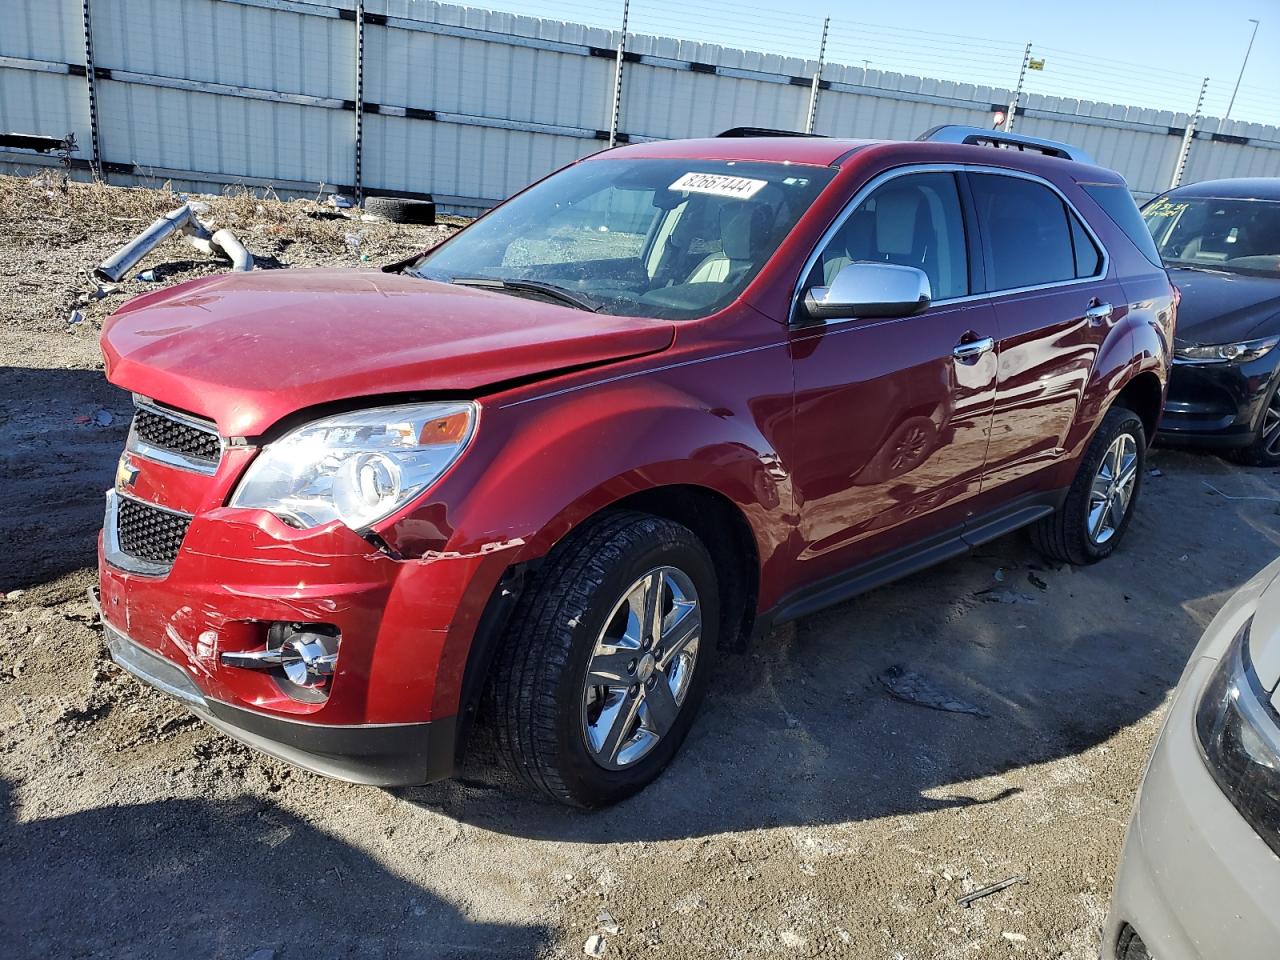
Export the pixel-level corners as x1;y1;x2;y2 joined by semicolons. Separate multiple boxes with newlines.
3;173;1279;960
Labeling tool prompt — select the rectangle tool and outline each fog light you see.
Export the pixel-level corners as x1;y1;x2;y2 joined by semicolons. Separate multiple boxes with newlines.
221;623;340;701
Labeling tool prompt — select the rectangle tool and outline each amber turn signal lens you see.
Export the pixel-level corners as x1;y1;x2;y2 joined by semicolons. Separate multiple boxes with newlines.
419;410;471;445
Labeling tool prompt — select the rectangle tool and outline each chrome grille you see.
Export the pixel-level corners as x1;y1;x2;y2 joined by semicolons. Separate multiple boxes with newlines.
133;407;220;461
128;397;222;473
113;494;192;569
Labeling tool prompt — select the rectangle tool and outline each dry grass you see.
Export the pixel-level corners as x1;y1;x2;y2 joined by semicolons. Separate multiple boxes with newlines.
210;184;375;256
0;174;179;251
205;184;469;259
0;173;464;260
0;172;463;340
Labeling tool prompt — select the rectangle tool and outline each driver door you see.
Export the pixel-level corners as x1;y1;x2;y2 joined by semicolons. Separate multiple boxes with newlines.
784;170;999;587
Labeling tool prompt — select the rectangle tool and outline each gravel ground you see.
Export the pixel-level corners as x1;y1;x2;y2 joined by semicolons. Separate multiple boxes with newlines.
4;173;1278;960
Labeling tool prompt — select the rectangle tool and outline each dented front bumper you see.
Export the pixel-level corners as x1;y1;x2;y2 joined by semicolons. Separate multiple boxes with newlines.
96;499;517;785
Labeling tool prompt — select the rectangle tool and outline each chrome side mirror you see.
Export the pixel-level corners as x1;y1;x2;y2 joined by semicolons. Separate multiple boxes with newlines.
804;262;932;321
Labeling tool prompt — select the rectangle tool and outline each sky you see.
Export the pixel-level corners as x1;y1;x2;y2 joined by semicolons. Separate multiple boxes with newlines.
464;0;1278;126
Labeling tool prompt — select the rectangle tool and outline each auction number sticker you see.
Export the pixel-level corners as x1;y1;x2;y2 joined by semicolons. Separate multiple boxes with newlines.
669;171;767;200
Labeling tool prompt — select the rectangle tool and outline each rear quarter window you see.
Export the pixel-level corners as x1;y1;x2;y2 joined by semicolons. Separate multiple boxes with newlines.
1082;183;1163;267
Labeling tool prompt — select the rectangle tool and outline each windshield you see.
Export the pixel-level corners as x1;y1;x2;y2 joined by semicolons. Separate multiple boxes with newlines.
406;158;835;320
1144;195;1280;277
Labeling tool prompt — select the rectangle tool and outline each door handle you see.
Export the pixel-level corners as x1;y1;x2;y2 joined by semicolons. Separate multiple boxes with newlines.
952;336;995;363
1086;302;1113;325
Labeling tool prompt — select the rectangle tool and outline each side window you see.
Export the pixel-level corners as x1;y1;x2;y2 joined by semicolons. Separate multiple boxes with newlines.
1069;213;1102;277
813;172;969;302
970;174;1081;291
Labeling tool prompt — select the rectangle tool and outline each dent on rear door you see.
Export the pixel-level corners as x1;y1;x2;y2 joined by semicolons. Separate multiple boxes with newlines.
983;279;1127;488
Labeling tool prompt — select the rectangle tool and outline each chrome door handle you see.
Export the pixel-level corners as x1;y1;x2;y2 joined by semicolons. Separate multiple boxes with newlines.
952;336;995;362
1086;302;1113;324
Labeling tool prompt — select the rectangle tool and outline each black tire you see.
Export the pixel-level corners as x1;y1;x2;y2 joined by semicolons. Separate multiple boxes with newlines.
485;511;719;808
1233;379;1280;467
1030;405;1146;565
364;195;436;225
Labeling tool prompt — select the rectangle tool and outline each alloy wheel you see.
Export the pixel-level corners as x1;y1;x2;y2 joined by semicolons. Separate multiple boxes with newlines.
1087;433;1139;545
580;566;701;770
890;423;930;471
1261;392;1280;458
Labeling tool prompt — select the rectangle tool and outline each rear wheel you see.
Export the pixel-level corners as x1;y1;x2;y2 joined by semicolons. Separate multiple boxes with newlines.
485;511;718;807
1030;405;1145;565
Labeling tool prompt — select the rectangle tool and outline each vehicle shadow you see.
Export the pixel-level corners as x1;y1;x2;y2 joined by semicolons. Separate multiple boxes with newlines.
401;451;1276;841
1;776;547;959
0;367;131;592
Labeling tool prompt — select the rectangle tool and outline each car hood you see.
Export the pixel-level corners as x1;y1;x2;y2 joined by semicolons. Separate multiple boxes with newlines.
101;269;675;436
1168;266;1280;346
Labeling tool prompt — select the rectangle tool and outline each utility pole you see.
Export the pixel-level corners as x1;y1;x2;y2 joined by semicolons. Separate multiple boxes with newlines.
1224;18;1260;122
1171;77;1209;190
1005;41;1032;133
80;0;103;179
804;18;829;135
354;1;366;204
607;0;630;148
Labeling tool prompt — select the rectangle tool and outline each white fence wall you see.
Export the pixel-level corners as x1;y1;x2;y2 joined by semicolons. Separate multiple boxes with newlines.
0;0;91;165
1;0;1277;212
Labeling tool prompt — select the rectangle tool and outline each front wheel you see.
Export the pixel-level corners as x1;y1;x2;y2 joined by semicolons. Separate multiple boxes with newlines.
1235;382;1280;467
1030;405;1145;565
485;511;718;807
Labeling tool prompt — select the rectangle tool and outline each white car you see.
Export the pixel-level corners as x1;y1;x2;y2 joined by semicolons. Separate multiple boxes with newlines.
1105;556;1280;958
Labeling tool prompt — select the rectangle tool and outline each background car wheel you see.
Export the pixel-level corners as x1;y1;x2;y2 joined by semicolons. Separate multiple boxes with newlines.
1030;405;1145;565
1234;383;1280;467
857;414;939;485
485;511;719;808
363;195;436;225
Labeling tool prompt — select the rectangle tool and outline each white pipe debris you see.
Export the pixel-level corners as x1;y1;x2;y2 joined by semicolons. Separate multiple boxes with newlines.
94;202;255;282
209;228;253;273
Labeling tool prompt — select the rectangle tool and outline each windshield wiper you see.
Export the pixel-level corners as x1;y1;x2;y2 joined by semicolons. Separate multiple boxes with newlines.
449;276;601;312
1165;262;1234;276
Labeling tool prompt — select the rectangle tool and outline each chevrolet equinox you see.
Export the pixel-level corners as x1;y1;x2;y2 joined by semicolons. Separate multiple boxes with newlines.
96;127;1175;807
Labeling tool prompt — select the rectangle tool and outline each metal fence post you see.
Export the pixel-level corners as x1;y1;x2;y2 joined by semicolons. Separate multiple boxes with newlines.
354;1;366;204
80;0;103;179
1171;77;1209;190
608;0;630;147
1005;41;1031;132
804;17;829;135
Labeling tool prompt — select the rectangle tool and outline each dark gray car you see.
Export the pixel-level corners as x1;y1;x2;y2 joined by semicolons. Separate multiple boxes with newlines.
1145;179;1280;464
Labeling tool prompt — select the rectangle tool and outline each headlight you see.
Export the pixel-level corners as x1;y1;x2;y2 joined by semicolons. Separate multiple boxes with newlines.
1194;619;1280;857
230;402;476;530
1175;337;1279;363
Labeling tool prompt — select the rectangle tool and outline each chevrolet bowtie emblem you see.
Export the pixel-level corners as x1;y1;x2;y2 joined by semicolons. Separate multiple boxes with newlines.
115;456;140;492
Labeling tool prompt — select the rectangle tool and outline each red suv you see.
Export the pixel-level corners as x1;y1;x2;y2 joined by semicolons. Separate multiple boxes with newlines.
96;127;1174;807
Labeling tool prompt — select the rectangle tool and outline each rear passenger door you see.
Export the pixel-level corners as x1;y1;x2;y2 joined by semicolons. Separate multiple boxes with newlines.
966;171;1123;489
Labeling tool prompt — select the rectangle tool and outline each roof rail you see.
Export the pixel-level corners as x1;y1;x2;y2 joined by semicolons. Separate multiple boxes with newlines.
716;126;825;138
916;125;1094;165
